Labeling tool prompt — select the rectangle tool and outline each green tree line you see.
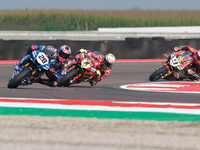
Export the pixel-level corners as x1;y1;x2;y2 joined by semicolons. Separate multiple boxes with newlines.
0;10;200;31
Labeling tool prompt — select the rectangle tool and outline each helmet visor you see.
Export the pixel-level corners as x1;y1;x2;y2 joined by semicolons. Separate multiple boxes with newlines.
104;60;111;67
59;51;70;59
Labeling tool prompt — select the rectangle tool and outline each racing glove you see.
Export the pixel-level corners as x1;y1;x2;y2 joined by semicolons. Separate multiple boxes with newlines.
78;48;87;53
26;45;39;55
173;46;182;51
96;70;101;81
30;45;39;50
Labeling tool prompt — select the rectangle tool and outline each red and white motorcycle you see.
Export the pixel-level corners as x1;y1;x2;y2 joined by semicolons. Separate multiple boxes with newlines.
149;50;197;81
57;51;103;87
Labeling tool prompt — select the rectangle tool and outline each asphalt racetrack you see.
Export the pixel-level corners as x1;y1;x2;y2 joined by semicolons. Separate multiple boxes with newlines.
1;61;200;150
2;32;200;149
1;61;200;103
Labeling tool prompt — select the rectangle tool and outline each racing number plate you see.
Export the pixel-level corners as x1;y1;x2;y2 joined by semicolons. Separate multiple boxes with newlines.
36;52;49;65
170;56;183;70
81;59;91;69
170;57;181;66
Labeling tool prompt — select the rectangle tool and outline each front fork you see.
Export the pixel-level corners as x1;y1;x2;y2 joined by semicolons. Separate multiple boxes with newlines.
16;62;40;84
164;63;173;77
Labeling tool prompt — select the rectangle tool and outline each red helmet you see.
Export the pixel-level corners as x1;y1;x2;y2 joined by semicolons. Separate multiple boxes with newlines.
58;45;71;62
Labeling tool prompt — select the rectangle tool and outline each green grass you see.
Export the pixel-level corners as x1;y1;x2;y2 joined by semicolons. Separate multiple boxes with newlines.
0;10;200;31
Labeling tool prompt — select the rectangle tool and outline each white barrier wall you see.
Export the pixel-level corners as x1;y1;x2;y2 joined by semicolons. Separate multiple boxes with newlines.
98;26;200;33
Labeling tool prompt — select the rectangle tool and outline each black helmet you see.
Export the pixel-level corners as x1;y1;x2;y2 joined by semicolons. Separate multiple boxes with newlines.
45;46;57;58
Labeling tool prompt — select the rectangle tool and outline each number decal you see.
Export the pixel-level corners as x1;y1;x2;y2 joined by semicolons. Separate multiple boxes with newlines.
36;52;49;65
170;56;184;70
170;57;181;66
38;55;48;64
83;61;90;66
81;59;91;69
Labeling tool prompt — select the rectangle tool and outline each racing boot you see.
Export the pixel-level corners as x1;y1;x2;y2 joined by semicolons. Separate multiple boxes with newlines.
89;80;97;86
187;69;200;81
173;71;185;80
38;79;57;87
21;78;33;85
44;81;57;87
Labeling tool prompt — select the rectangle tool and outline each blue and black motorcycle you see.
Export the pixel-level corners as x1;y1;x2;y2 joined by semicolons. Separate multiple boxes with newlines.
7;46;56;88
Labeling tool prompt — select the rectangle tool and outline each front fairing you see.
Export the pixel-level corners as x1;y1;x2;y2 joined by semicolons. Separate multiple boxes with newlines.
31;49;56;71
161;50;195;80
11;46;56;84
66;57;96;84
169;51;193;71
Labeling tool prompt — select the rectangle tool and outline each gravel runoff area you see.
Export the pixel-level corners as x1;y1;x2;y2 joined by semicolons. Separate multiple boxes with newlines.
0;116;200;150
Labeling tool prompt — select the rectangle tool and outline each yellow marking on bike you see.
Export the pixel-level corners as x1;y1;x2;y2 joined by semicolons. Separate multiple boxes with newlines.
167;70;173;76
83;61;89;65
32;69;38;75
25;62;31;66
179;56;184;62
73;73;82;80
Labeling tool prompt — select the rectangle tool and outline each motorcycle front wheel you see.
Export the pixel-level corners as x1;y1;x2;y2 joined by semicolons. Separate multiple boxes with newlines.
149;66;168;81
57;68;79;87
7;67;32;88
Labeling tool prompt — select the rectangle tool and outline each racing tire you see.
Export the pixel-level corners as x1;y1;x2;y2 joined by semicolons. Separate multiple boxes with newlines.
57;68;79;87
149;66;168;81
7;68;31;88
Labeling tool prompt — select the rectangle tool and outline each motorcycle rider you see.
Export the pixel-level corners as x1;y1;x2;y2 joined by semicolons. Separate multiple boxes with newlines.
16;45;71;87
173;45;200;80
77;48;115;86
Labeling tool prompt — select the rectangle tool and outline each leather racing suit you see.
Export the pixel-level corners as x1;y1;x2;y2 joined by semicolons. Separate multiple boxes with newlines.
16;45;69;87
173;45;200;80
77;49;112;86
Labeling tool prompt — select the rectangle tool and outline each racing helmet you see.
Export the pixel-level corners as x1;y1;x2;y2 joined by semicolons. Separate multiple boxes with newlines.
45;46;57;58
58;45;71;61
103;53;115;68
197;50;200;60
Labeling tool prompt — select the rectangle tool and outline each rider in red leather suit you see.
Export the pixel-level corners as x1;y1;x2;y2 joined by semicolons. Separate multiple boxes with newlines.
173;45;200;80
77;49;115;86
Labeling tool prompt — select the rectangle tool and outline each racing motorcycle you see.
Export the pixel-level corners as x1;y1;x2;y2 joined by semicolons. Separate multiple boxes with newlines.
57;51;102;87
149;50;197;81
7;46;56;88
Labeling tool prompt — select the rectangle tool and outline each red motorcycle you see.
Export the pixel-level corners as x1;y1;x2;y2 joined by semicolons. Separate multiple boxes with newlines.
57;51;103;87
149;50;197;81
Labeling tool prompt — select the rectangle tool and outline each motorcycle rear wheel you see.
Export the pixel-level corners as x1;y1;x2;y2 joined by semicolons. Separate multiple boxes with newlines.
7;68;31;88
57;68;79;87
149;66;168;81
